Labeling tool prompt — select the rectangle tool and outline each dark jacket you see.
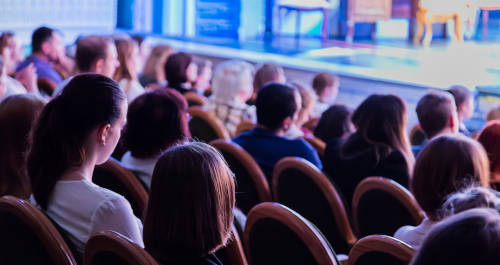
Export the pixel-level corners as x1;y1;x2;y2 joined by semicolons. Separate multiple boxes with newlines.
323;133;410;209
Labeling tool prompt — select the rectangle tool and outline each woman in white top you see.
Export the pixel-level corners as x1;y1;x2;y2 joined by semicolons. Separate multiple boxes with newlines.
27;74;143;254
114;38;145;102
121;89;191;189
394;135;490;250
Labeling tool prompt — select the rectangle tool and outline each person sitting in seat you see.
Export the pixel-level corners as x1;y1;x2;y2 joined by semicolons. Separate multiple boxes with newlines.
449;85;474;136
233;83;322;179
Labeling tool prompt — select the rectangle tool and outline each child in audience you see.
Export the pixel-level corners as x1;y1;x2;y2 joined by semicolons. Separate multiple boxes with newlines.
311;72;339;118
477;120;500;184
323;94;414;209
284;82;317;138
233;83;322;179
409;209;500;265
114;38;145;102
248;63;286;105
139;44;174;88
121;89;191;188
449;85;474;136
144;142;235;265
0;94;44;198
28;74;143;254
206;59;256;137
394;135;490;250
314;105;354;143
164;52;199;95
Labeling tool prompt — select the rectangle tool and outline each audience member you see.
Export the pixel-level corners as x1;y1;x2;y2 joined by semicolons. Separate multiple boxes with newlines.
121;89;191;188
0;32;23;75
144;142;234;265
311;72;339;117
395;135;490;249
164;52;198;95
413;91;459;156
233;83;322;179
114;38;144;102
478;121;500;183
206;59;256;137
0;94;44;198
139;44;174;87
409;208;500;265
314;105;354;143
323;94;414;209
249;63;286;104
449;85;474;136
27;74;143;254
0;56;5;99
131;34;149;73
282;83;303;139
194;59;213;95
1;34;39;96
486;105;500;121
16;27;69;86
53;35;119;95
440;186;500;218
285;81;317;138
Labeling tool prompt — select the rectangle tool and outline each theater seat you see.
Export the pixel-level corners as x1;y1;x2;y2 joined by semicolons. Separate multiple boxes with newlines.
347;235;415;265
188;106;230;143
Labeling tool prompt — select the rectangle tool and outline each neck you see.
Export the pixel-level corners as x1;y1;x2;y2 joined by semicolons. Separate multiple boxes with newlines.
32;52;50;62
59;157;96;182
257;124;285;137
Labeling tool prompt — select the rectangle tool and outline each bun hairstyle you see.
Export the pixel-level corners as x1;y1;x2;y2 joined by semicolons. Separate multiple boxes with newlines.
28;74;125;209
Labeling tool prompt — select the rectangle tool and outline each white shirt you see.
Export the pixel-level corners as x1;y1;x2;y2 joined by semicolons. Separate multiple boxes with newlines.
311;101;330;118
119;79;144;102
121;151;158;189
394;217;436;250
30;179;143;254
3;76;27;97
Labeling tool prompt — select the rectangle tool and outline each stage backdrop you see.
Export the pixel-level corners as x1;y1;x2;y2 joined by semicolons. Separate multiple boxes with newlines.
195;0;241;39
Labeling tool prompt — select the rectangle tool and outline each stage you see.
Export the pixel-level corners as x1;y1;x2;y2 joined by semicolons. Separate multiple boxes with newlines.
149;34;500;131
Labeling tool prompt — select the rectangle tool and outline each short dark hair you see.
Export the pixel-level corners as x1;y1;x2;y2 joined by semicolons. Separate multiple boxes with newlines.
314;105;353;142
449;85;472;110
410;208;500;265
256;83;297;131
32;27;55;53
27;74;126;210
122;89;190;158
75;35;113;73
416;91;456;138
164;52;192;86
144;142;235;260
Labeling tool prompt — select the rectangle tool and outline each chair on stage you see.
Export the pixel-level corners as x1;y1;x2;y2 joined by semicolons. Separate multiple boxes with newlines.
347;235;415;265
188;106;230;143
244;202;342;265
0;195;77;265
92;159;149;220
277;0;337;40
352;177;425;237
273;157;357;255
210;139;271;214
84;230;158;265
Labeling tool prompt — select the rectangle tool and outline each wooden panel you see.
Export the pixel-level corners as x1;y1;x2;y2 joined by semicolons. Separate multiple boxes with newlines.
348;0;392;22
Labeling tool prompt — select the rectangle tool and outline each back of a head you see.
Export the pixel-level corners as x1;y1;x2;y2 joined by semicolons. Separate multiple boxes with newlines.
441;186;500;219
312;72;338;96
123;89;190;159
314;105;353;142
256;83;297;131
449;85;472;110
416;91;457;139
113;38;137;81
253;63;284;93
351;94;410;158
486;106;500;121
411;135;490;220
27;74;126;210
164;52;192;86
32;26;54;53
142;44;174;82
144;142;235;261
410;208;500;265
478;121;500;175
0;94;45;198
75;35;112;73
211;59;254;103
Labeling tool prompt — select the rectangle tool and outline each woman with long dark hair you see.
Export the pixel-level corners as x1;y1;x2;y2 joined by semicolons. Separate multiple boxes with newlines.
28;74;143;254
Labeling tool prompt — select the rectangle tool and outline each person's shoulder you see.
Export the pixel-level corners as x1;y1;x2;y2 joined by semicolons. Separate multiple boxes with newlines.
80;180;127;204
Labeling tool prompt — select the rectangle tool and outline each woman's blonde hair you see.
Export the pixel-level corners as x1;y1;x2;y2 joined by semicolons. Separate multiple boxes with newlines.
113;38;138;81
141;44;174;84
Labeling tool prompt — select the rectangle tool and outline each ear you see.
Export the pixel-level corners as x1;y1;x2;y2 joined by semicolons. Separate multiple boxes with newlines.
97;124;111;146
94;58;104;74
281;116;294;131
448;114;457;131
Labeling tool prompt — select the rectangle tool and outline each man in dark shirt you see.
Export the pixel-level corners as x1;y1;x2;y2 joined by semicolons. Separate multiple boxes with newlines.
233;83;322;180
16;27;67;86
